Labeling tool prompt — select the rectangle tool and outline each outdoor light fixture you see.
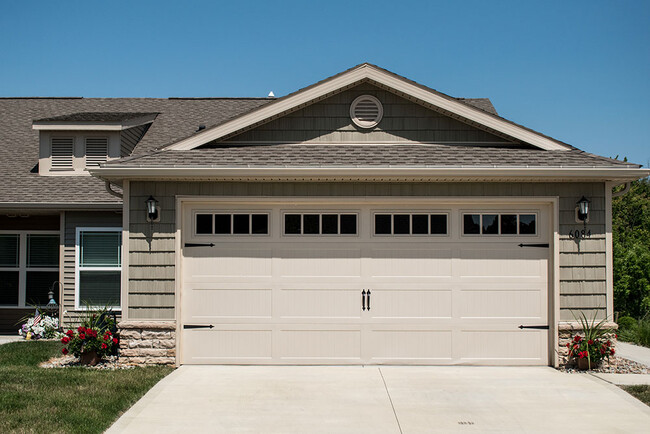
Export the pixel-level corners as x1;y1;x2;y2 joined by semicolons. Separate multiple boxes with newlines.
577;196;590;223
146;195;159;222
45;282;60;317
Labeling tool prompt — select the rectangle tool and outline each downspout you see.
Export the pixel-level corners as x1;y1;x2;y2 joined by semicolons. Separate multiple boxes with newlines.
105;181;123;199
612;182;631;198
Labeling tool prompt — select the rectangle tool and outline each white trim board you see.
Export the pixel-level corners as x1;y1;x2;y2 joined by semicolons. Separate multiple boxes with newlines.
164;64;571;152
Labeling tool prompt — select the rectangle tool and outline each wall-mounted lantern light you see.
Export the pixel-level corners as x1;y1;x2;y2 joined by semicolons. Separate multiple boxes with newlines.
146;195;160;222
576;196;590;224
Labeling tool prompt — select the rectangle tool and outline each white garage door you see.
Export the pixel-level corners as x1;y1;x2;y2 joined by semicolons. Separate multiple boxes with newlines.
180;200;550;365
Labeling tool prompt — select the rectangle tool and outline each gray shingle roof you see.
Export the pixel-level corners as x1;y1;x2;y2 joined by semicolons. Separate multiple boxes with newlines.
109;144;638;169
0;97;271;206
35;112;159;122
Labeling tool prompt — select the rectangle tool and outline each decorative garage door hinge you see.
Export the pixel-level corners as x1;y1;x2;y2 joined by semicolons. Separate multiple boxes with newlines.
518;243;549;248
184;243;215;247
518;325;549;330
183;324;215;329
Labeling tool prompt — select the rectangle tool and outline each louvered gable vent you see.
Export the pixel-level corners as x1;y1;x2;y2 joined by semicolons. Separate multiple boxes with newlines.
85;137;108;167
350;95;383;129
51;138;74;170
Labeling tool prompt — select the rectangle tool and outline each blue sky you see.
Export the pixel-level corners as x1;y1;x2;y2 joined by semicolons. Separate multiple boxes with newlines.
1;1;648;166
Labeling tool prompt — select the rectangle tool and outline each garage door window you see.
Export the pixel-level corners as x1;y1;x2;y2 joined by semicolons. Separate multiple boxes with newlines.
195;213;269;235
284;213;357;235
76;228;121;308
463;213;536;236
374;213;448;236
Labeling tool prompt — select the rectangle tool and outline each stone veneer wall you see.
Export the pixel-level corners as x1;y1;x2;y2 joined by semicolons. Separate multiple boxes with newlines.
557;322;617;367
118;321;176;365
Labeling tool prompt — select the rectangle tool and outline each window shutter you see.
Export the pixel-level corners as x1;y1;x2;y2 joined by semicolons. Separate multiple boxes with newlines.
51;138;74;169
85;137;108;166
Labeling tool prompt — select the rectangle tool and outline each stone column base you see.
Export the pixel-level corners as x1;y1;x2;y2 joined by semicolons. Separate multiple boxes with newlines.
557;322;617;368
118;321;176;365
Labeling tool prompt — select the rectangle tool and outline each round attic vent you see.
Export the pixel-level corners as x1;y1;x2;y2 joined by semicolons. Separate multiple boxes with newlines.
350;95;383;129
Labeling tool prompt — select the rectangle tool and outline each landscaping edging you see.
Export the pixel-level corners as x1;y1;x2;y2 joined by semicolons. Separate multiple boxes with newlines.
117;321;176;365
558;321;618;368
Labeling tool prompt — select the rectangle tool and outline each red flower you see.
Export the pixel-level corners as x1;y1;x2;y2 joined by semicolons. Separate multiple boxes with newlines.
600;347;606;354
101;343;108;349
62;348;68;355
615;334;618;339
77;326;85;333
606;341;611;346
573;335;582;343
610;349;615;355
566;342;570;347
572;344;579;350
66;330;74;337
79;333;86;340
103;335;110;341
106;331;112;336
112;337;118;344
61;336;70;344
588;339;594;345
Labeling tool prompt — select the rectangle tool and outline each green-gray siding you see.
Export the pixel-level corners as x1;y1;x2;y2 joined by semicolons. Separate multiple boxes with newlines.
128;181;608;321
219;83;511;145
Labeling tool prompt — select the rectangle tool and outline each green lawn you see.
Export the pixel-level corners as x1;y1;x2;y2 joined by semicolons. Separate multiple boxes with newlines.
0;341;173;433
622;385;650;407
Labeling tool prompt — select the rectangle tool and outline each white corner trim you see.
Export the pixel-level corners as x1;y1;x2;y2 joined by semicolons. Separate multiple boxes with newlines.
165;64;570;152
121;181;130;321
605;182;614;319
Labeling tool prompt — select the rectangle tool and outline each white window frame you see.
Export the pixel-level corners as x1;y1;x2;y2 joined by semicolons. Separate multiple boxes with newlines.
281;211;360;237
461;212;539;237
0;231;60;308
193;211;271;237
75;227;122;310
371;211;450;237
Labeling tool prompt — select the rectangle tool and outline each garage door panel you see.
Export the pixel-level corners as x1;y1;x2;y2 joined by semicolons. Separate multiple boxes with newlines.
370;330;453;361
459;248;546;279
279;329;361;360
279;288;361;319
278;248;361;277
368;248;453;278
184;248;273;279
183;329;273;362
185;288;273;320
459;289;543;319
459;330;545;361
369;289;452;319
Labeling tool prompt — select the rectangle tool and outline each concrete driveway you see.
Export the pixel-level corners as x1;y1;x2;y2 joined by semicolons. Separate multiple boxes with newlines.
108;366;650;433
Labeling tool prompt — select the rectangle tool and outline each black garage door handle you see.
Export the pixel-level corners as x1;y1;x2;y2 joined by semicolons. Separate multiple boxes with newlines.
183;324;214;329
518;325;549;330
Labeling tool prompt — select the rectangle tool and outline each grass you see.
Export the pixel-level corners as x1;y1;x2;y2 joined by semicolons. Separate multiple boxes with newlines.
618;317;650;348
621;385;650;407
0;340;173;434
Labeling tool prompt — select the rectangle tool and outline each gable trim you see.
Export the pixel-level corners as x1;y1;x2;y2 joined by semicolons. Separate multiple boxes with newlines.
164;64;571;152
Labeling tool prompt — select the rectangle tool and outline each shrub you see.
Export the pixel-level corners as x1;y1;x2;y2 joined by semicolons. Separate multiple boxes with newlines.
61;326;118;358
617;316;638;331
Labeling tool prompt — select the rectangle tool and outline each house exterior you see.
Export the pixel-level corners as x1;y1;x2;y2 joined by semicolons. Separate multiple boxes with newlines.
1;63;648;366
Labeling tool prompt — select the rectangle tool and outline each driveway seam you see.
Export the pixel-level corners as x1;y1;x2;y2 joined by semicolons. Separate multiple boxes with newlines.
378;367;403;434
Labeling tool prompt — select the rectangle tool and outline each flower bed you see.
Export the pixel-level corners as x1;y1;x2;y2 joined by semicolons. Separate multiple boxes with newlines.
19;314;62;340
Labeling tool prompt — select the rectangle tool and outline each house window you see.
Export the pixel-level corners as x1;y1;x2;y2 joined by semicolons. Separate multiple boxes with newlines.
195;213;269;235
374;213;448;236
0;233;59;307
283;213;358;235
462;213;537;236
76;228;121;308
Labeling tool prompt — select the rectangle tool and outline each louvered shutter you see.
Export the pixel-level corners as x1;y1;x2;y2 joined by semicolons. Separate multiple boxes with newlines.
51;138;74;169
85;137;108;166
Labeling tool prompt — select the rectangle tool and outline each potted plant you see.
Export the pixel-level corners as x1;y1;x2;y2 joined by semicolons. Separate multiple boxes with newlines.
567;312;615;370
60;307;119;366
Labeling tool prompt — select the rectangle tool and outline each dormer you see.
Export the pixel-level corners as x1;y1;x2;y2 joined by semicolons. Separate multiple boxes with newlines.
32;112;157;176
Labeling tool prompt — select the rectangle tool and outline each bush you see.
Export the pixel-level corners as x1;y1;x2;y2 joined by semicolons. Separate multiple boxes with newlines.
617;316;638;331
618;317;650;348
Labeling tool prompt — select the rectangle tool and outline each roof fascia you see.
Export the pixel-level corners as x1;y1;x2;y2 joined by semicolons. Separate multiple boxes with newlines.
165;64;570;152
32;114;156;131
91;166;650;182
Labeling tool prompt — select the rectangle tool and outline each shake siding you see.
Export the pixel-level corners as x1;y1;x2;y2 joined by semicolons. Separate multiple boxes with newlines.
62;211;122;325
128;181;608;321
220;83;511;144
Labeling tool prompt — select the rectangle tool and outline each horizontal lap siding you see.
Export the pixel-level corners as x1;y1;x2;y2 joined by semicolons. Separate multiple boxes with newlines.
128;181;607;321
62;211;122;326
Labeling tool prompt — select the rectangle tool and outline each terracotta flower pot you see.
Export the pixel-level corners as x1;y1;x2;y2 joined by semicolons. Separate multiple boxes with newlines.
80;350;101;366
577;357;594;370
